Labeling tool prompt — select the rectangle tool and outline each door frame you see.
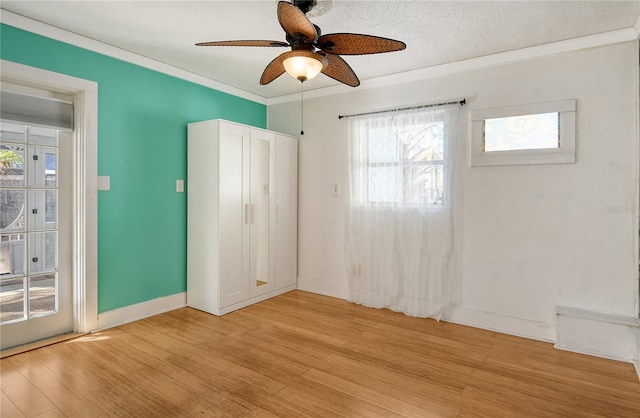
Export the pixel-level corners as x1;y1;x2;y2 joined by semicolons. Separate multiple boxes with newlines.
1;59;98;333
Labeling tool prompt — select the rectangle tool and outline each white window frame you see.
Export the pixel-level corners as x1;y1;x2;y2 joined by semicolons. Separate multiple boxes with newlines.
470;99;576;166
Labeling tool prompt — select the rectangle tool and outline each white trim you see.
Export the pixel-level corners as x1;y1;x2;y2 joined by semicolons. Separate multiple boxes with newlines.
555;306;639;363
635;357;640;381
96;292;187;331
634;38;640;319
442;306;556;342
0;10;267;106
214;285;296;316
1;8;637;106
268;29;638;105
470;99;576;121
554;343;636;364
556;306;640;327
1;59;99;334
297;276;348;300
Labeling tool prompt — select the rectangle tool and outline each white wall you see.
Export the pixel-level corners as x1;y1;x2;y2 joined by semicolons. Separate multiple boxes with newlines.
268;41;639;351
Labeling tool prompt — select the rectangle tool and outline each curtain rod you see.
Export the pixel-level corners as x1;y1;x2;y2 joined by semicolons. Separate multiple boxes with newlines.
338;99;465;120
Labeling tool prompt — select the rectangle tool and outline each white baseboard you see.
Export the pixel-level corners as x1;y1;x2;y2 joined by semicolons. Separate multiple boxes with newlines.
95;292;187;332
297;276;348;300
296;280;555;342
443;306;556;342
634;357;640;381
214;285;297;315
555;306;640;363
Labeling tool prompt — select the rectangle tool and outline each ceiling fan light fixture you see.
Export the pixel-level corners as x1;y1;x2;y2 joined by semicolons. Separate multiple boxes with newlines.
198;1;404;88
283;54;324;82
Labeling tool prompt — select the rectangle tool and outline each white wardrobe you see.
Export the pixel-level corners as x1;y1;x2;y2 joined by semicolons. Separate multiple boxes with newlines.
187;119;297;315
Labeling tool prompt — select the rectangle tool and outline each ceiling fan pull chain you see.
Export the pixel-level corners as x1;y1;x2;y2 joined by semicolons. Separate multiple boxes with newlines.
300;81;305;136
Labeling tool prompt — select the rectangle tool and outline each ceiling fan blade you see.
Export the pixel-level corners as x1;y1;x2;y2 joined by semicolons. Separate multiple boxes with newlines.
321;53;360;87
260;52;288;85
278;1;317;41
196;40;290;47
317;33;406;55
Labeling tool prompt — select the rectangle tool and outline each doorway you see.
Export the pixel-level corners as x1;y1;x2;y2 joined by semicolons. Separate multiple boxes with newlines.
0;60;98;351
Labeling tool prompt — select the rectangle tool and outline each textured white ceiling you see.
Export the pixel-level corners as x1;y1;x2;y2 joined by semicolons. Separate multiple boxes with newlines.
2;1;640;99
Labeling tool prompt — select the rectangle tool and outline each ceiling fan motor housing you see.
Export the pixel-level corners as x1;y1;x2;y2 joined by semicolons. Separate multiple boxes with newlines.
293;0;317;14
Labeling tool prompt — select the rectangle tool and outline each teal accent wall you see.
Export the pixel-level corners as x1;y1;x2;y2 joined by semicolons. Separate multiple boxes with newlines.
1;24;267;312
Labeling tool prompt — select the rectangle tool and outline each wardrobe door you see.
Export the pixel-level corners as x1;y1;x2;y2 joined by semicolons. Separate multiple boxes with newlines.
249;129;276;297
275;135;298;289
218;122;251;307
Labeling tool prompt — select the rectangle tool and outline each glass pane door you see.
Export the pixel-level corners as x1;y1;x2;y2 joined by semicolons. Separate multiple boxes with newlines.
1;122;72;349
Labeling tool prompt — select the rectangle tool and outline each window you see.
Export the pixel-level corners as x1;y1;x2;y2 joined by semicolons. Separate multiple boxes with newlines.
367;120;444;207
471;99;576;166
348;105;459;209
484;112;559;152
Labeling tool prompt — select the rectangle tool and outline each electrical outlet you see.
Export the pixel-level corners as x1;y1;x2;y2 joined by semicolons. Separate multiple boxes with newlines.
331;183;340;196
352;263;361;276
176;179;184;192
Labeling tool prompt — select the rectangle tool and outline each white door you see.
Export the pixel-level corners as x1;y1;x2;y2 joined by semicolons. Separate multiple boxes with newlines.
275;135;298;289
0;123;73;350
218;122;251;308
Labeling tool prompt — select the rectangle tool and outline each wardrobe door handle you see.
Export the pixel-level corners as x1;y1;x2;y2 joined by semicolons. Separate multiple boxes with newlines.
244;204;249;224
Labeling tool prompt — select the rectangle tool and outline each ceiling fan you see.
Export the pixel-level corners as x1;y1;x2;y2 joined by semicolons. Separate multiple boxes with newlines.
196;0;406;87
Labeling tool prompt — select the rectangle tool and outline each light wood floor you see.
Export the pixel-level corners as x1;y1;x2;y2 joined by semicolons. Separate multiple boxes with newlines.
1;291;639;418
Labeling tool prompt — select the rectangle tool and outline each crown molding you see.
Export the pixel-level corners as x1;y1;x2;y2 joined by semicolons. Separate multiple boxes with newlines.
0;10;268;105
267;27;639;105
2;9;637;108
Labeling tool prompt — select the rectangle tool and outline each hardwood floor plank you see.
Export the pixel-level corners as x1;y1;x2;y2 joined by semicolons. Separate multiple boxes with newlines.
485;348;640;396
32;408;67;418
0;366;56;417
212;334;312;382
319;353;462;404
4;351;115;417
372;321;491;355
359;328;486;368
475;357;640;413
468;368;640;418
277;377;408;418
242;407;280;418
1;391;27;418
302;368;460;417
340;332;475;390
461;384;606;418
1;290;638;418
488;334;639;383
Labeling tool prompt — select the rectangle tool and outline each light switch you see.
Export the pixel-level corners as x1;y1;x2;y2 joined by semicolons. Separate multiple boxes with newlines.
176;179;184;193
331;183;340;196
97;176;110;191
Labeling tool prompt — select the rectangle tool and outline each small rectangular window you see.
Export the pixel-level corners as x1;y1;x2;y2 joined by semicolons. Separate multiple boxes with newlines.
471;100;575;166
484;112;559;152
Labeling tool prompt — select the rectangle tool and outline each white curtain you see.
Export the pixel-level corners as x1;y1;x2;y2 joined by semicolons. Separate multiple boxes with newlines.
346;104;460;319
